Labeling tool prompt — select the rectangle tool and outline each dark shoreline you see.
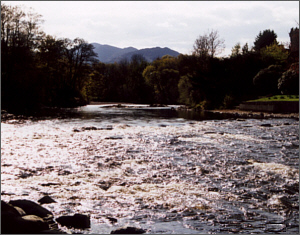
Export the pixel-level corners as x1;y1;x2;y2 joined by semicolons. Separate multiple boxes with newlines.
1;106;299;123
205;109;299;120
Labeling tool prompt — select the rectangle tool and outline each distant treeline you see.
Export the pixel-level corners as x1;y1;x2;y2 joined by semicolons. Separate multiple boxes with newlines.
1;4;299;114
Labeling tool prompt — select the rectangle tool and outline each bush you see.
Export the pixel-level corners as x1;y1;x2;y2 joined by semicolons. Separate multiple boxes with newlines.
222;95;235;109
253;64;283;95
278;62;299;95
197;100;213;110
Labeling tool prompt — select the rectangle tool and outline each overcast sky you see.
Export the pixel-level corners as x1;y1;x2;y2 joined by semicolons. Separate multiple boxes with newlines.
3;1;299;56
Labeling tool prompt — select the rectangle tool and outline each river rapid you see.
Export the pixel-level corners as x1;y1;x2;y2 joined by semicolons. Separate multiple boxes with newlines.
1;105;299;234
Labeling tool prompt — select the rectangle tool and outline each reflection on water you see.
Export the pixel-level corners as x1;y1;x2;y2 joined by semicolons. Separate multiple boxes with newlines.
1;105;299;234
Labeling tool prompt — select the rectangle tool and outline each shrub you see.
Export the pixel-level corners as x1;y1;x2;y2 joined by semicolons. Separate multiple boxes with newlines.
223;95;235;109
278;62;299;95
253;64;283;95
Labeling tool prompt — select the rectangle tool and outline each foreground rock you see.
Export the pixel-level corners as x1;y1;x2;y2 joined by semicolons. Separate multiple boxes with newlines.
9;199;54;219
38;195;57;204
110;226;146;234
2;198;146;234
1;200;65;234
56;214;90;229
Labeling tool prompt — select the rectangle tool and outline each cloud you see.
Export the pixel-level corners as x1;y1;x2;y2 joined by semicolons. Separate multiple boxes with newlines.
3;1;299;56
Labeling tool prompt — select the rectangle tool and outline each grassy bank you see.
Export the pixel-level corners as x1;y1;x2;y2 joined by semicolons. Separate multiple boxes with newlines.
247;95;299;102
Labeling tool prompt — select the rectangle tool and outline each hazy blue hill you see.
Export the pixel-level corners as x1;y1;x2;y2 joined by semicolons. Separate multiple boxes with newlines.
112;47;180;63
91;43;138;63
91;43;180;63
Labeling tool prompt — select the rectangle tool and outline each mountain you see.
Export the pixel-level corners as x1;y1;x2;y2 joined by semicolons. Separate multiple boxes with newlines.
91;43;180;63
91;43;138;63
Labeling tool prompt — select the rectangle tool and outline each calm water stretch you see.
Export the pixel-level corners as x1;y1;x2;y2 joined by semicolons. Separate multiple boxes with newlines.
1;104;299;234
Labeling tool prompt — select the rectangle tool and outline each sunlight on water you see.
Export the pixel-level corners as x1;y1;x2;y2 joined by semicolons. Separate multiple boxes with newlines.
249;159;299;177
1;105;299;234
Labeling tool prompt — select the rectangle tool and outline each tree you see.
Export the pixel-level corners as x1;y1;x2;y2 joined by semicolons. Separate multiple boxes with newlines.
253;64;283;95
260;42;289;64
87;62;108;101
142;55;180;104
127;54;150;103
278;62;299;94
289;27;299;62
57;37;98;106
254;29;277;52
178;74;194;105
1;3;45;113
231;42;241;57
242;43;249;55
193;29;225;58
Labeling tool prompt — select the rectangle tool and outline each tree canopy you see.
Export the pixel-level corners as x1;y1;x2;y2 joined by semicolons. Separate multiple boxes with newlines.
1;3;98;113
193;29;225;58
254;29;277;52
1;3;298;115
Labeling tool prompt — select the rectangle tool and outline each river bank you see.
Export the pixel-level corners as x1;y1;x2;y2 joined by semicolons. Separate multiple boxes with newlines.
2;105;299;124
205;109;299;120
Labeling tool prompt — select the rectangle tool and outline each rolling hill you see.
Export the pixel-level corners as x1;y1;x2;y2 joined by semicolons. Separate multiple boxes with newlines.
91;43;180;63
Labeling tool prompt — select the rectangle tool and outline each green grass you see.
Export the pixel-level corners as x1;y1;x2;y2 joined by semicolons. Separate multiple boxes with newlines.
247;95;299;102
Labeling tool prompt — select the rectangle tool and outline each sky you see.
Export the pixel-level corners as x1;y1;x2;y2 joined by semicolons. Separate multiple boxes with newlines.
3;1;299;57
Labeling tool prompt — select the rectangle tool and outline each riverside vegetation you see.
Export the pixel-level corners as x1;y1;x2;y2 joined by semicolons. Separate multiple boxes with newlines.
1;3;299;115
1;5;299;233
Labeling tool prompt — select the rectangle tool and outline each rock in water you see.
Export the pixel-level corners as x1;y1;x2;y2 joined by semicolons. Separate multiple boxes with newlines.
260;123;272;127
19;215;50;231
9;199;53;219
56;213;90;229
1;200;22;217
38;195;57;204
1;201;49;233
110;226;146;234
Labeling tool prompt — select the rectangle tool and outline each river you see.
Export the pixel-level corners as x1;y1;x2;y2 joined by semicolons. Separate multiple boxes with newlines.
1;104;299;234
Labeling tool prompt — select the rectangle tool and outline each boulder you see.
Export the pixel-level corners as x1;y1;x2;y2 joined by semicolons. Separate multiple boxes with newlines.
14;206;26;216
97;181;112;191
1;200;22;217
106;216;118;224
2;200;69;234
2;215;49;233
110;226;146;234
38;195;57;204
18;215;50;232
1;201;49;233
81;126;98;131
56;213;90;229
9;199;53;219
105;136;123;140
260;123;272;127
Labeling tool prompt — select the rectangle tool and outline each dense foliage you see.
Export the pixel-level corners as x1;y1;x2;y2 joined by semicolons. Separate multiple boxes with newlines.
1;4;98;113
253;29;278;52
1;4;299;114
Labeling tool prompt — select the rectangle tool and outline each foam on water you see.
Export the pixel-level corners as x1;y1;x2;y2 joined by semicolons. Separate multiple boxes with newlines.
1;106;299;233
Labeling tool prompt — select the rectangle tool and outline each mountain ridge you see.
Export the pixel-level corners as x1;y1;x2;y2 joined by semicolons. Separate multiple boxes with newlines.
91;43;180;63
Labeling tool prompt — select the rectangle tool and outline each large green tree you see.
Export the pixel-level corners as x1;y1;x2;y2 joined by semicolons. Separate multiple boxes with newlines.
143;55;180;104
254;29;277;52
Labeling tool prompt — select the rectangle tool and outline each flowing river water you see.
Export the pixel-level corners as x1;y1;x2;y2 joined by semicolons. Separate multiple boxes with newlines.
1;105;299;234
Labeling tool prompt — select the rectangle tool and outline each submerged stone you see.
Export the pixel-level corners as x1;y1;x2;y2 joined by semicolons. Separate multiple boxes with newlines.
38;195;57;204
111;226;146;234
56;213;90;229
260;123;272;127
